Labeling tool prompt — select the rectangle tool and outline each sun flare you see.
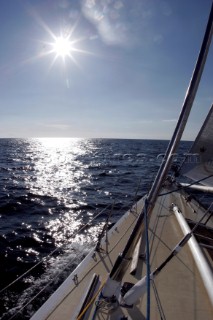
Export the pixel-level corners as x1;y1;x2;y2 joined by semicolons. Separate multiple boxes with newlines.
52;36;73;59
34;17;91;69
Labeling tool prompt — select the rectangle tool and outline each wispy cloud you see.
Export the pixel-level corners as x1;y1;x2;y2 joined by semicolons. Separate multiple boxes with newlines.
42;123;71;130
160;2;172;16
153;34;163;44
162;119;177;122
82;0;126;46
81;0;136;47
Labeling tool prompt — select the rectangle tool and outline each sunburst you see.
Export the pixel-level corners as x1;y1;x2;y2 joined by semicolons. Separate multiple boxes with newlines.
33;15;89;68
52;36;73;59
43;33;84;69
21;11;93;73
47;32;83;66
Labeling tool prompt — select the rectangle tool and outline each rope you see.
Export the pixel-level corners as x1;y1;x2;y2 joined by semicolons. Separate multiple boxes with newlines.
76;280;106;320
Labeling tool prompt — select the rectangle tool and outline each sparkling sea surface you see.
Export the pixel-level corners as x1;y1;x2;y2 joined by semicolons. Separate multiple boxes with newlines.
0;138;194;319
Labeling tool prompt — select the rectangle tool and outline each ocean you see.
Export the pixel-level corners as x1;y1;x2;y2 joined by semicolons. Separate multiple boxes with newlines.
0;138;193;319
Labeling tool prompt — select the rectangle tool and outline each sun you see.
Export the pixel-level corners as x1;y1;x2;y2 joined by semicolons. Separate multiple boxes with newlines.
32;17;91;69
52;36;73;59
47;33;87;67
45;33;83;67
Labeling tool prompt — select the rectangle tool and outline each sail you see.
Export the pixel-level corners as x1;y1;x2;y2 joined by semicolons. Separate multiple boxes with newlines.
181;104;213;187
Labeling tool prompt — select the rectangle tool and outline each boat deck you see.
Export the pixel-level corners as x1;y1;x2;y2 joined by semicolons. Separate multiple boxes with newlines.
31;189;213;320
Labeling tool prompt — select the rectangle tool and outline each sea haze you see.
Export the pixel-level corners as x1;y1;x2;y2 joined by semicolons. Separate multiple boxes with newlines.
0;138;192;319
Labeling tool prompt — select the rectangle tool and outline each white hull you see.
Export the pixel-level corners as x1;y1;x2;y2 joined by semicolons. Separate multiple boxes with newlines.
31;187;213;319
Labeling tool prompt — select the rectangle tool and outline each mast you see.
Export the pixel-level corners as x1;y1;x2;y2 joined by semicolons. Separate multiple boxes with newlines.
148;2;213;204
105;2;213;284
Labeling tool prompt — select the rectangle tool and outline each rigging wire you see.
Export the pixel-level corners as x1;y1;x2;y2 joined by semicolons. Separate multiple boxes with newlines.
152;280;166;320
1;191;143;319
6;274;63;320
148;194;168;259
149;201;213;281
158;174;213;197
0;204;112;295
144;198;151;320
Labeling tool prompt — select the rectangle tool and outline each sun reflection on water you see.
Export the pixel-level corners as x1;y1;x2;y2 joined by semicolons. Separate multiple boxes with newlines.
37;137;82;149
28;138;97;247
31;138;89;196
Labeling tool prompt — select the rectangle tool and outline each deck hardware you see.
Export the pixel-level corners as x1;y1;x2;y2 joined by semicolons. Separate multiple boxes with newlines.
130;207;136;214
92;252;97;261
169;204;174;212
73;274;78;285
123;257;132;261
185;195;193;203
95;204;114;252
130;235;144;275
139;253;146;260
130;205;140;217
119;282;134;308
76;274;100;319
95;294;118;311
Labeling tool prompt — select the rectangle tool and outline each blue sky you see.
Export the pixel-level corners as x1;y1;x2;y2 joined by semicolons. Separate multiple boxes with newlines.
0;0;212;139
